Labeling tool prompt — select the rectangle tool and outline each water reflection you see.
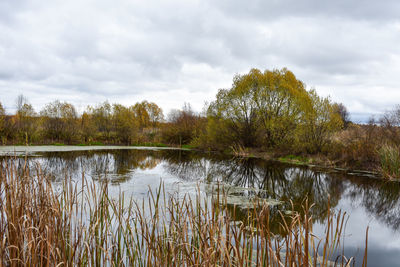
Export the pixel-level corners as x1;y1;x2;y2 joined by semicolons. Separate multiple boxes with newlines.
343;176;400;230
2;149;400;232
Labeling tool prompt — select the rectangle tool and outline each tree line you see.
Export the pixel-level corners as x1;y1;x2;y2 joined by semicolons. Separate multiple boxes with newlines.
6;67;400;176
0;68;348;150
0;94;207;146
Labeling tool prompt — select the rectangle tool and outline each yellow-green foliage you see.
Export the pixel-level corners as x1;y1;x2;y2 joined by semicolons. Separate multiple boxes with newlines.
14;95;39;144
297;90;343;153
204;68;343;152
113;104;138;145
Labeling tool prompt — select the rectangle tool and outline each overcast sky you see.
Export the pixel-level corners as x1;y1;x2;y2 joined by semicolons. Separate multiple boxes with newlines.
1;0;399;122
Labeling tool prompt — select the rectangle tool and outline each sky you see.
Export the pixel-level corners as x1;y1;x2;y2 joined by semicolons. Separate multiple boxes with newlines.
0;0;399;122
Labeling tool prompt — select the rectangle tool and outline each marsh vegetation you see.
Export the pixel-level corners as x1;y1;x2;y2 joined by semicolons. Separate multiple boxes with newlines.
0;155;368;266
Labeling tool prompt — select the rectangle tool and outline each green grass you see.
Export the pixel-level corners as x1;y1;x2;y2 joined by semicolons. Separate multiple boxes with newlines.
52;142;65;146
77;141;105;146
131;142;168;147
279;154;311;164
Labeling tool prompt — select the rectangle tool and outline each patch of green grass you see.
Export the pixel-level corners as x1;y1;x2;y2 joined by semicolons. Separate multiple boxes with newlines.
77;141;105;146
131;142;168;147
89;141;104;146
52;142;65;146
279;154;310;164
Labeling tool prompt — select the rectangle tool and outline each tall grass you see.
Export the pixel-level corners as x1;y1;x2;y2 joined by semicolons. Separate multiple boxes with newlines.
378;145;400;178
0;158;367;266
231;143;252;157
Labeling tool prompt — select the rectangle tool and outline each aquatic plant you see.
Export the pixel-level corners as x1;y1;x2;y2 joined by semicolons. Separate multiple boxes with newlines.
0;159;367;266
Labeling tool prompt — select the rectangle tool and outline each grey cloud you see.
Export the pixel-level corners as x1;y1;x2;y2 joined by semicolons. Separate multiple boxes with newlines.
0;0;27;24
215;0;400;21
0;0;399;121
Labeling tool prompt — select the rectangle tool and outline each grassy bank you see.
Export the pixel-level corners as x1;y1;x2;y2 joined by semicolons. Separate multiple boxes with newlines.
0;159;367;266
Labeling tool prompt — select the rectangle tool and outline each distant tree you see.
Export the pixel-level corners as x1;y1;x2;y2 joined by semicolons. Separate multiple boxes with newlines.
16;94;28;113
113;104;137;145
132;101;164;129
147;102;164;127
333;103;351;128
0;102;4;126
89;101;113;140
132;101;151;130
0;102;5;144
80;111;96;143
40;100;78;143
378;105;400;145
14;94;37;144
162;103;204;145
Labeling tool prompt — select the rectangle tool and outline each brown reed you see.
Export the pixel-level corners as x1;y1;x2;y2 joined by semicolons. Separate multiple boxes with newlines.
0;158;367;266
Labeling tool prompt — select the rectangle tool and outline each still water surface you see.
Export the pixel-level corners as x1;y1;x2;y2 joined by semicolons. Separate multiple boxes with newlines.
1;146;399;266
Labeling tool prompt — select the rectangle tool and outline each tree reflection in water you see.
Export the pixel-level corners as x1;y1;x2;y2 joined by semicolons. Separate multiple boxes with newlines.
2;149;400;232
161;150;400;232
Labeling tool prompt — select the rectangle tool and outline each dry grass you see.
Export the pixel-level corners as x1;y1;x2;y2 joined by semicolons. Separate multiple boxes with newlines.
0;158;368;266
330;124;379;170
231;143;252;157
378;144;400;178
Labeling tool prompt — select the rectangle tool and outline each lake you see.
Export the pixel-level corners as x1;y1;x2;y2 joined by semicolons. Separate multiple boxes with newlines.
1;146;399;266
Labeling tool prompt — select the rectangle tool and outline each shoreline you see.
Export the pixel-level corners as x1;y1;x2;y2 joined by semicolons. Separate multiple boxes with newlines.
0;144;387;180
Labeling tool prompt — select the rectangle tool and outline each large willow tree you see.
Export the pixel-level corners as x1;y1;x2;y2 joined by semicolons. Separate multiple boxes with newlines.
205;68;342;152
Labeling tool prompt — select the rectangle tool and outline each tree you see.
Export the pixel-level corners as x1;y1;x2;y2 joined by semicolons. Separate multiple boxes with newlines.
132;101;164;129
14;95;37;144
207;85;259;147
162;103;204;145
89;101;113;141
333;103;351;128
113;104;137;145
132;101;151;130
378;105;400;145
253;68;310;147
298;90;343;153
0;102;5;144
80;111;96;143
40;100;78;143
205;68;310;149
146;102;164;127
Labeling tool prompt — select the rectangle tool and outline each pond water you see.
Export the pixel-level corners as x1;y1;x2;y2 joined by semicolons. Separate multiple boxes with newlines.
1;146;399;266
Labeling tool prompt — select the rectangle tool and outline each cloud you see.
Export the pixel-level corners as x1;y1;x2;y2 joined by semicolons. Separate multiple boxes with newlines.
0;0;399;122
214;0;400;22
